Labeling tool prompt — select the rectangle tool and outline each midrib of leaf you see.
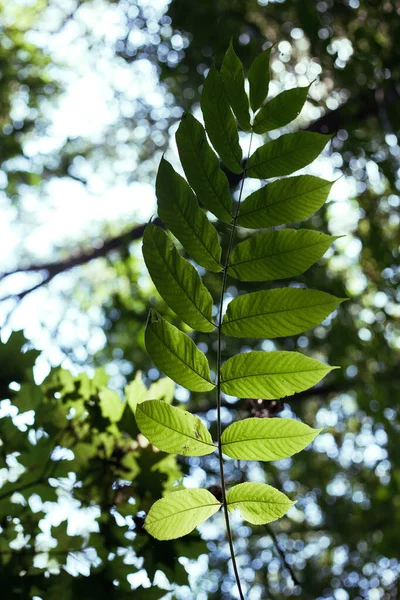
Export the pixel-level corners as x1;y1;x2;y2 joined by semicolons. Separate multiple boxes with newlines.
168;184;221;266
225;298;337;324
230;237;330;268
151;326;213;386
147;502;221;525
186;129;232;219
239;180;332;218
222;365;330;383
155;240;214;326
249;136;326;170
139;410;215;449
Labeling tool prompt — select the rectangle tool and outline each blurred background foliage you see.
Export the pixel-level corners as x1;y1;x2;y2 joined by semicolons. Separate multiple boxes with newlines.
0;0;399;598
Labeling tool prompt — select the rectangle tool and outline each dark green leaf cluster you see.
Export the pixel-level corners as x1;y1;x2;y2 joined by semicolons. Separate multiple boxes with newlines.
138;43;345;545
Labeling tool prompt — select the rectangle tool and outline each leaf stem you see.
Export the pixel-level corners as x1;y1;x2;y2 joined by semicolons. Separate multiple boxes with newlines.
216;131;253;600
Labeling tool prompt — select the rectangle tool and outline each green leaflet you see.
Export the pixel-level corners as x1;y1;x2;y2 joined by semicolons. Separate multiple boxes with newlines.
142;223;215;332
144;488;221;540
136;400;215;456
247;131;332;179
156;158;222;272
176;113;232;223
226;482;295;525
220;351;336;399
237;175;333;229
228;229;338;282
253;84;311;134
222;288;345;338
145;311;215;392
200;66;243;174
221;417;323;461
220;40;251;131
248;46;273;112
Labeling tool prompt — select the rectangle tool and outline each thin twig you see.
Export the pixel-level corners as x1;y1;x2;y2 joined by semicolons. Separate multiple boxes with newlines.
216;131;254;600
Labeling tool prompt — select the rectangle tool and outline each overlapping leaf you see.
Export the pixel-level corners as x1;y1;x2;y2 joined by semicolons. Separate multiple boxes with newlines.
226;482;295;524
228;229;338;282
176;113;232;223
144;488;221;540
145;310;215;392
222;288;345;338
136;400;215;456
142;223;215;332
156;157;222;272
253;84;311;134
237;175;333;229
247;131;332;179
248;46;273;111
221;417;323;460
220;351;336;399
220;40;251;131
200;66;243;174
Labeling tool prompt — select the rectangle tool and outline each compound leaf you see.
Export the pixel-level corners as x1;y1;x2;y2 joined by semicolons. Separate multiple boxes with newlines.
237;175;333;229
136;400;215;456
220;40;251;131
176;113;232;223
228;229;338;282
201;66;243;174
145;310;215;392
156;157;222;272
248;46;273;112
220;351;336;399
247;131;332;179
145;488;222;540
222;288;345;338
253;84;311;134
221;417;323;461
226;482;295;524
142;223;215;332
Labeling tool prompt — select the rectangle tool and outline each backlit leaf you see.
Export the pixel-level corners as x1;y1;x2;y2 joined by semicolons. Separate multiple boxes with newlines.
145;488;222;540
253;84;311;134
176;113;232;223
228;229;338;282
156;157;222;272
248;46;273;112
145;310;215;392
247;131;332;179
226;482;295;524
136;400;215;456
221;417;323;460
222;288;345;338
237;175;333;229
220;350;336;399
142;223;215;332
220;40;251;131
201;66;243;174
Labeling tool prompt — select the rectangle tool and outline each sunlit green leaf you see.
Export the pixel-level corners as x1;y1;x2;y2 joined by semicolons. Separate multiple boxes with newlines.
222;288;345;338
248;45;273;112
228;229;338;282
156;157;222;272
221;417;323;460
142;223;215;332
136;400;215;456
145;488;222;540
145;310;215;392
253;84;311;134
220;350;336;399
247;131;332;179
220;40;251;131
237;175;333;229
226;482;295;524
200;66;243;174
176;113;232;223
